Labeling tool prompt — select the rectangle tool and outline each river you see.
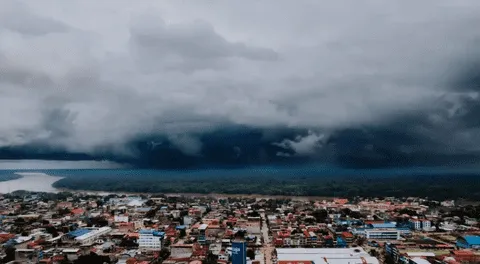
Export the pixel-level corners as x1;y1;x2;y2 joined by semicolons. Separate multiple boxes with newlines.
0;172;63;193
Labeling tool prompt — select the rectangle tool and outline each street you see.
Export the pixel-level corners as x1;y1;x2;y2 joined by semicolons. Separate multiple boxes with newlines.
261;212;274;264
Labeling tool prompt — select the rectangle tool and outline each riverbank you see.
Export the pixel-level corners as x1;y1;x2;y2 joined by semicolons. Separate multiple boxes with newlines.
0;174;21;182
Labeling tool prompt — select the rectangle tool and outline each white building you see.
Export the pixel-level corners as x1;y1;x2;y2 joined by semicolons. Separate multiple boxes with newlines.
465;217;478;226
183;216;193;226
138;229;164;250
75;227;112;245
409;219;422;230
409;219;431;231
171;210;180;218
365;229;401;240
276;248;379;264
422;220;431;231
114;215;129;223
441;200;455;207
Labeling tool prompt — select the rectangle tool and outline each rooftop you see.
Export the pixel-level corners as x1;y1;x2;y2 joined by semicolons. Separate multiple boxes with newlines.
277;251;379;264
462;235;480;245
67;229;91;238
370;223;396;228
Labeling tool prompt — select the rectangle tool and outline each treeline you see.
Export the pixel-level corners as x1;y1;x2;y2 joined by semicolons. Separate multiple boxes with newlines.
51;172;480;200
0;174;21;182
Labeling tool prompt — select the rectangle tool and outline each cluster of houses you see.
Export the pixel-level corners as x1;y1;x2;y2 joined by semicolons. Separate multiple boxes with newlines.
0;192;478;264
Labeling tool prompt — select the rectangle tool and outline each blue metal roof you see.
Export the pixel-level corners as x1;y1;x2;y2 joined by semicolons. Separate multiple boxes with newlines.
464;235;480;245
139;229;165;237
371;223;397;228
67;229;91;238
176;225;187;230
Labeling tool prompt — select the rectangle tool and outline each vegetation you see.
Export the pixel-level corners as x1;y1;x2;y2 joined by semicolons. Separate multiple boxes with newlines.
0;174;21;182
51;171;480;200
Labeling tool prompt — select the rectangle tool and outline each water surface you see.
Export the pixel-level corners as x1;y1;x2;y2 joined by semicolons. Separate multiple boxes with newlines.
0;172;63;193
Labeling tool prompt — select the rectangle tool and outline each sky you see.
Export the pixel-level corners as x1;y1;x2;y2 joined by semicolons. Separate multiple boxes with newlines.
1;0;480;169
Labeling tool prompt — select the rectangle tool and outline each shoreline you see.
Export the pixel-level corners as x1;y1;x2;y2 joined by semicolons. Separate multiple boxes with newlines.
2;172;333;199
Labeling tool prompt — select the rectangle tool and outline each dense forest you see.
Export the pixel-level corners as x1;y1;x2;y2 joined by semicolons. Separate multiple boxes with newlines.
51;171;480;200
0;174;21;182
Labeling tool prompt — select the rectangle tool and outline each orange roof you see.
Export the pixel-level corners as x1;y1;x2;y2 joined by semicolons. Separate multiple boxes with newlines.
71;208;84;215
278;261;313;264
0;233;15;239
452;250;474;255
127;233;139;238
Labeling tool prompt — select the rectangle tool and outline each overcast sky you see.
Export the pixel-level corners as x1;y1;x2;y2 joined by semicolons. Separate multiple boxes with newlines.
1;1;480;169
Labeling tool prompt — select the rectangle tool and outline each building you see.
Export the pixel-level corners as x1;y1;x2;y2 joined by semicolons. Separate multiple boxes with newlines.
421;220;431;231
15;249;41;263
368;222;397;229
365;229;401;240
450;250;480;263
441;200;455;207
198;224;208;244
74;227;112;245
138;229;165;250
231;241;247;264
408;257;431;264
409;219;421;230
456;235;480;249
409;219;431;231
341;232;354;243
114;215;129;223
276;248;379;264
183;216;193;226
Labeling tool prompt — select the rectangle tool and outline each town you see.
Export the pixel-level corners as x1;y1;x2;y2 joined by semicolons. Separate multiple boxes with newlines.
0;191;479;264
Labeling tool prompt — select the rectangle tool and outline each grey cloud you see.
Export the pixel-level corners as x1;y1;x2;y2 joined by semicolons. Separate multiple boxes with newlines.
167;134;203;156
274;131;326;156
1;0;480;161
0;160;125;170
129;16;278;73
0;1;68;36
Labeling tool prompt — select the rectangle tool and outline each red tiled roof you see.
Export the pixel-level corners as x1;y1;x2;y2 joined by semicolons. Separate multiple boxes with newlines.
127;233;139;238
278;261;313;264
71;208;84;215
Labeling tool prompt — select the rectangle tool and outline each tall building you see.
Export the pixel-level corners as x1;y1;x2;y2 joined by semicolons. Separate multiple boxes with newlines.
231;241;247;264
198;224;208;244
138;229;165;250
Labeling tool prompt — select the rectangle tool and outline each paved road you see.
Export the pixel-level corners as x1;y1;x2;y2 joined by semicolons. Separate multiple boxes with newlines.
260;213;274;264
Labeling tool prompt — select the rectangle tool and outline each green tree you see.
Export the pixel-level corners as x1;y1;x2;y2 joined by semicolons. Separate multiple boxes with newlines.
247;249;255;260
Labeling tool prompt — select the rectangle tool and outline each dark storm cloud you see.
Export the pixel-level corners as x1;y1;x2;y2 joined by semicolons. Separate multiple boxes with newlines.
1;0;480;168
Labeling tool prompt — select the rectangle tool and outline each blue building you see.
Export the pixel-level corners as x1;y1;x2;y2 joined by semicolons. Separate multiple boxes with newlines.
456;235;480;249
336;237;347;248
67;229;91;239
231;241;246;264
